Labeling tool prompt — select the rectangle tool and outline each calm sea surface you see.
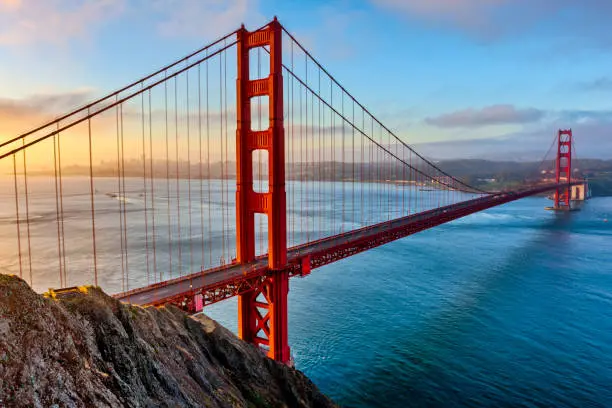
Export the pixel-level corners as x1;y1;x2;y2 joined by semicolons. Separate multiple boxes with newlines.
1;177;611;407
207;196;612;407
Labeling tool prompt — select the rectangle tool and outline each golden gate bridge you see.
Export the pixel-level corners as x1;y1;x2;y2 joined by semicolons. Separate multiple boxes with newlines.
0;18;585;365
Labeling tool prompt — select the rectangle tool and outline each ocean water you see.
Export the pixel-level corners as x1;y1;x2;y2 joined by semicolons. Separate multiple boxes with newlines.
0;177;476;292
206;196;612;407
1;176;611;407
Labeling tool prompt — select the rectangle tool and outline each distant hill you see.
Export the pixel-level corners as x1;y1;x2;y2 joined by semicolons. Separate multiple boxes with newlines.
438;159;612;178
21;158;612;197
436;159;612;196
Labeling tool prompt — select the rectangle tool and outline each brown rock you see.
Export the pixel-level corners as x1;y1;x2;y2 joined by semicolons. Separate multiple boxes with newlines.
0;274;336;408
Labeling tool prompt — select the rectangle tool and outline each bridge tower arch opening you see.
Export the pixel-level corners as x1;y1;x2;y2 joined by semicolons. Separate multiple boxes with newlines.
553;129;573;210
235;18;290;364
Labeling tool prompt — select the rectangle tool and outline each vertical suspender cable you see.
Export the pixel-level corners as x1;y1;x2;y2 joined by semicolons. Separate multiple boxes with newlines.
369;118;373;224
310;62;315;240
361;109;364;225
224;44;231;261
174;76;182;277
165;74;172;280
116;103;126;291
341;92;345;232
12;155;23;280
219;51;226;264
402;141;406;215
198;63;205;269
305;55;310;242
290;40;295;246
387;130;391;220
88;110;99;286
186;68;194;281
52;136;62;286
22;140;33;286
352;100;355;227
331;78;335;234
299;69;304;242
120;104;129;291
57;124;67;287
148;89;158;283
206;52;212;267
140;89;150;286
318;68;322;239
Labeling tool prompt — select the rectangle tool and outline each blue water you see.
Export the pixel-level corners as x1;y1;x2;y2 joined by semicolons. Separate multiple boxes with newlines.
3;175;611;406
207;197;612;407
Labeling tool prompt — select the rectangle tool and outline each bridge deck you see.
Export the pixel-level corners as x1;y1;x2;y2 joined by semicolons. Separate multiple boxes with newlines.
114;183;574;309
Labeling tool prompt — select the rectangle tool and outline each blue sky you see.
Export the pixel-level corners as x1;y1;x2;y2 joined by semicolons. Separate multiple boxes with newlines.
1;0;611;160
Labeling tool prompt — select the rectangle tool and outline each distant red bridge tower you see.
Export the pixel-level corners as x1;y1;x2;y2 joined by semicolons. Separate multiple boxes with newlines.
553;129;573;210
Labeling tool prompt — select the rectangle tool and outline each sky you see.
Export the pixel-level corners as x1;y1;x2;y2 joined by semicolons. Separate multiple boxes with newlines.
1;0;611;161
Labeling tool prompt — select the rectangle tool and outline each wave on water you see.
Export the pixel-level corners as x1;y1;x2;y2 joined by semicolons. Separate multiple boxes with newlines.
451;212;537;226
0;214;45;226
104;192;139;205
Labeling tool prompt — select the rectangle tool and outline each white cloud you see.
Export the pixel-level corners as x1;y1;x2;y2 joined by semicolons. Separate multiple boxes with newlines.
371;0;513;35
370;0;612;41
373;0;507;19
426;105;544;128
0;0;124;46
0;89;92;117
416;108;612;160
152;0;265;40
0;0;267;47
297;5;366;60
0;0;22;10
0;89;94;141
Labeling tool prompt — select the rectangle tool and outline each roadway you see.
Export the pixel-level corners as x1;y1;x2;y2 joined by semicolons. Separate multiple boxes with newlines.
114;183;576;307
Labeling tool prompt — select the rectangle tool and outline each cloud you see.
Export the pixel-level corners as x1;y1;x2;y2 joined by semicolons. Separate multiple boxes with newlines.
0;0;21;10
152;0;265;40
555;109;612;126
371;0;531;37
579;78;612;93
0;90;93;139
370;0;612;41
416;123;612;161
415;108;612;160
0;0;124;46
0;89;93;115
289;5;368;61
373;0;506;27
425;105;544;128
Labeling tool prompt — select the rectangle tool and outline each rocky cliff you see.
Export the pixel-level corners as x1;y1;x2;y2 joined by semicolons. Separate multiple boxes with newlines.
0;274;336;407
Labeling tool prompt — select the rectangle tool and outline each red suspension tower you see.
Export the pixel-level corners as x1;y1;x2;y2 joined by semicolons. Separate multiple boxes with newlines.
235;18;290;364
553;129;573;210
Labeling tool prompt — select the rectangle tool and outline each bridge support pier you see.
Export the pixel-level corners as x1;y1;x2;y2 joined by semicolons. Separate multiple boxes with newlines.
238;271;290;363
235;19;290;364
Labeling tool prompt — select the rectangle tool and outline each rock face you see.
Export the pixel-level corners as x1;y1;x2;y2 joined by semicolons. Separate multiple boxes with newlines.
0;275;336;407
